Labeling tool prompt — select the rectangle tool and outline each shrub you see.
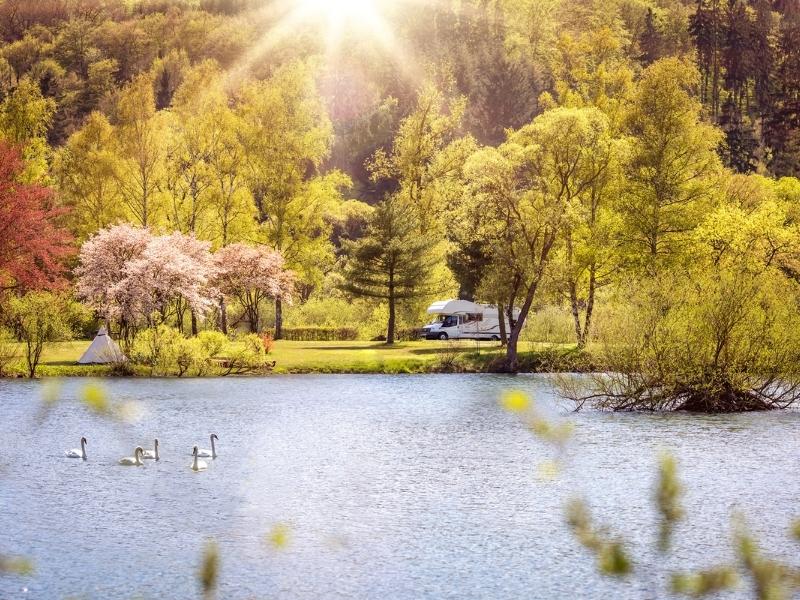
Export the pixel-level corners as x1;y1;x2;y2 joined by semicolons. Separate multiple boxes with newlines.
522;305;576;345
221;333;268;375
0;327;20;376
396;328;421;341
130;325;185;376
260;331;274;354
562;267;800;412
175;337;210;377
63;300;99;339
279;327;358;341
197;330;227;358
8;292;71;378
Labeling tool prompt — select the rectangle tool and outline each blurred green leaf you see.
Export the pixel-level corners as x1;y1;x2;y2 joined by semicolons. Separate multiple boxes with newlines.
0;554;34;576
198;540;218;600
500;390;531;413
80;383;111;415
671;567;739;597
656;453;684;552
266;523;291;551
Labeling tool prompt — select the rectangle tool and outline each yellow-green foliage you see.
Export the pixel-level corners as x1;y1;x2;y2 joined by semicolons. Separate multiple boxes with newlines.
8;292;72;378
130;325;185;376
131;326;221;377
222;333;267;375
566;499;632;577
0;554;34;576
197;330;228;359
0;327;19;377
522;305;576;344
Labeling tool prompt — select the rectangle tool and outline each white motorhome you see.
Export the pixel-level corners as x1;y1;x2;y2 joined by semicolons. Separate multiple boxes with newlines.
421;300;517;341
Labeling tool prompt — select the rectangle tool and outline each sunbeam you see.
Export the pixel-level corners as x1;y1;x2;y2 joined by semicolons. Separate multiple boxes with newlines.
225;0;423;88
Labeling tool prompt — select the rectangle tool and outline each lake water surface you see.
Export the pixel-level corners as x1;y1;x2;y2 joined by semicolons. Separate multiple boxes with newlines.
0;375;798;599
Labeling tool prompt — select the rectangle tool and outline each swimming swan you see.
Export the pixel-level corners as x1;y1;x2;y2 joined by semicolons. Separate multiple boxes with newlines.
191;446;207;471
142;438;159;460
119;447;145;466
65;437;87;460
196;434;218;458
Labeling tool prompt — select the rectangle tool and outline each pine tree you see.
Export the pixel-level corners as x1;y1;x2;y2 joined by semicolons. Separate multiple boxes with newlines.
640;8;663;66
720;97;758;173
341;199;440;344
690;0;724;119
722;0;753;111
751;0;776;122
765;8;800;176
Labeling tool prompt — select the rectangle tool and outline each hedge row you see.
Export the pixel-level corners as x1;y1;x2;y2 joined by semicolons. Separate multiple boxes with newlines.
277;327;359;341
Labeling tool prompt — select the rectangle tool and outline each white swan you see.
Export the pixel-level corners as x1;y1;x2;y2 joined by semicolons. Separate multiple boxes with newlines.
119;447;145;466
65;437;87;460
142;438;159;460
191;446;207;472
196;434;218;459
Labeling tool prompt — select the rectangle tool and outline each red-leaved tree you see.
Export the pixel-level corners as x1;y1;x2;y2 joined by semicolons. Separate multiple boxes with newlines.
0;142;72;292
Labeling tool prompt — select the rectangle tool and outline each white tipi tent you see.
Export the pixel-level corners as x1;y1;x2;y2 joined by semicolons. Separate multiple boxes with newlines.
77;326;126;364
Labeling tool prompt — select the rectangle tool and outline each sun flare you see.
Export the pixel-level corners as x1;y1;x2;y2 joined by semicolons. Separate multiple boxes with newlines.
297;0;385;28
293;0;396;53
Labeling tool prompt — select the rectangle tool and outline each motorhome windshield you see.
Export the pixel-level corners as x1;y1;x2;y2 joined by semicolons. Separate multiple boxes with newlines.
441;315;458;327
427;314;459;327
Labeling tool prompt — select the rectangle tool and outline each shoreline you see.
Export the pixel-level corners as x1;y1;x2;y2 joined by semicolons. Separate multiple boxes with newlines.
0;339;594;378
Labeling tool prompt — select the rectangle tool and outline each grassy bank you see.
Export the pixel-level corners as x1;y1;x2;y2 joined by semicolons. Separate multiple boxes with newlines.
1;339;593;377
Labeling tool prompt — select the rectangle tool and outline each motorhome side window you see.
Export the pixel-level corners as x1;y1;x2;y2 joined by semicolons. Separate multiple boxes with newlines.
443;315;458;327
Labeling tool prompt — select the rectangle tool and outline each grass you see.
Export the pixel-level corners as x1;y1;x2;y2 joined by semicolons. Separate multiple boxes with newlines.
2;339;591;377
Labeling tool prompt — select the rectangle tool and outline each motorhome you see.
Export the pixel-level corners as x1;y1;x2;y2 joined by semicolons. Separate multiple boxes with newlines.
420;300;518;341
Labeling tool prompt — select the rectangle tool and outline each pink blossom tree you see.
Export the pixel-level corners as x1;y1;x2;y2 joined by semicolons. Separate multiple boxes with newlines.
214;243;294;333
75;224;151;334
120;232;217;327
76;225;217;336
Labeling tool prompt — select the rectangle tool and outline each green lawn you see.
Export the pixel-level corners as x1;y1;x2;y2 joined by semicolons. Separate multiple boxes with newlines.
3;339;585;377
269;339;509;373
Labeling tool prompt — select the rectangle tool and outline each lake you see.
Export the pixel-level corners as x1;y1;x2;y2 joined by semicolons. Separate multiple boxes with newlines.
0;375;798;599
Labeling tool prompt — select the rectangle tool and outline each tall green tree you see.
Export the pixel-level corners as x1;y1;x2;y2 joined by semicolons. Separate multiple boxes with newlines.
765;9;800;177
114;73;166;227
620;58;722;272
463;107;615;367
0;77;55;182
690;0;724;119
8;291;71;378
163;61;222;238
341;198;440;344
54;111;122;240
237;61;343;337
367;82;475;236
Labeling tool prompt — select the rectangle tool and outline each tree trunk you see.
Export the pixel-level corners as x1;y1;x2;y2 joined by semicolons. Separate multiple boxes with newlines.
568;279;583;347
387;300;396;345
506;325;520;372
219;297;228;335
497;303;508;346
274;298;283;340
504;275;544;372
191;311;198;336
249;301;260;333
175;298;186;334
582;265;597;349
